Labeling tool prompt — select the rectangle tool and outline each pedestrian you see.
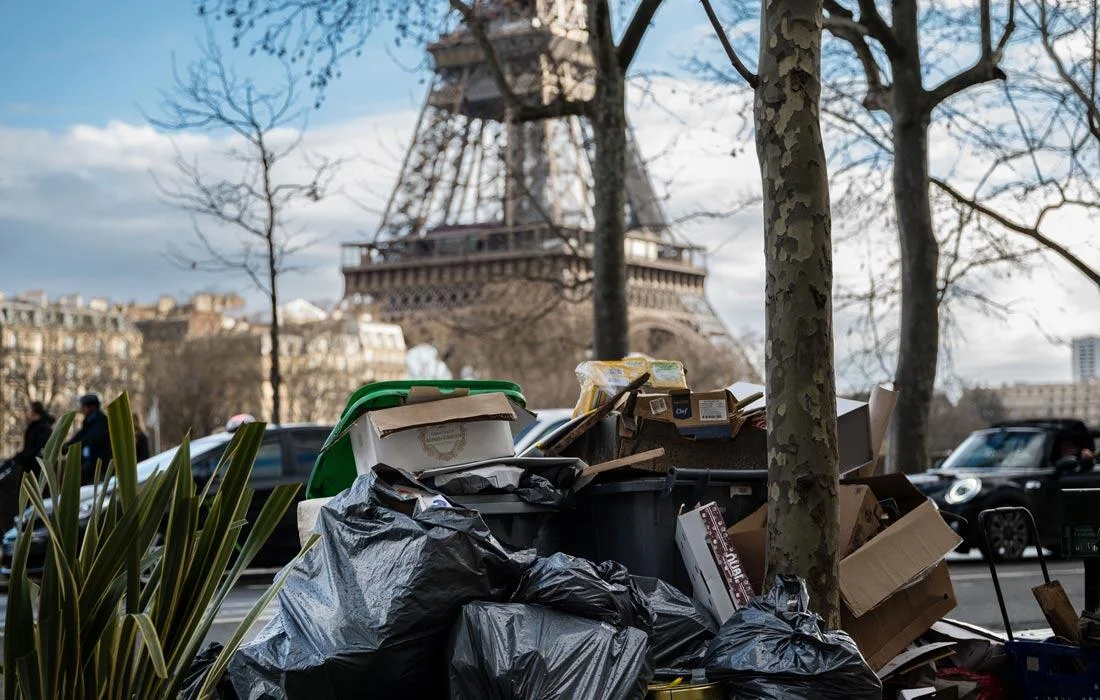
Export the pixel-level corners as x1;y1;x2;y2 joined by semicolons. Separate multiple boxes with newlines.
14;401;55;476
0;402;56;530
65;394;112;484
133;412;151;462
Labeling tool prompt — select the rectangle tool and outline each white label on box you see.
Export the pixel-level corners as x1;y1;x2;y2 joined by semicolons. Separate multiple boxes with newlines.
698;399;728;422
648;397;669;415
650;362;683;383
418;423;468;461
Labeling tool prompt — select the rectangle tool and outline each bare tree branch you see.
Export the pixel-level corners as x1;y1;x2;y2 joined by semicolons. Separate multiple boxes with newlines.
617;0;664;70
699;0;759;88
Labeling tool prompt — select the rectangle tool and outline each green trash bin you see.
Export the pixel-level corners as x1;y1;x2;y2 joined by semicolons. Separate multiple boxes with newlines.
305;380;527;499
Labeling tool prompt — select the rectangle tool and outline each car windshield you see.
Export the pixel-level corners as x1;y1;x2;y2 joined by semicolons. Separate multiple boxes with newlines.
135;432;234;481
940;429;1047;470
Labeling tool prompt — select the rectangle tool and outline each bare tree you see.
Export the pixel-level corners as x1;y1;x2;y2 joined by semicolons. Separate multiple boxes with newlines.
151;36;338;425
143;332;264;446
703;0;842;625
194;0;666;361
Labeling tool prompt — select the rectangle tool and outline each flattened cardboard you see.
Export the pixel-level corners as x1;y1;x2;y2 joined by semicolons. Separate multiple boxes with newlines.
725;475;961;671
840;499;962;617
842;562;957;671
368;392;516;437
729;381;874;472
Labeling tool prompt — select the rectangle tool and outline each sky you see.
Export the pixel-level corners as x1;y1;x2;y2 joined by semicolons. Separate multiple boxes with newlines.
2;0;1099;392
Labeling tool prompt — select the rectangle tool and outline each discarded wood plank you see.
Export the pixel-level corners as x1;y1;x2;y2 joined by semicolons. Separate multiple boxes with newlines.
543;372;651;457
734;391;764;411
581;448;665;478
1033;580;1082;645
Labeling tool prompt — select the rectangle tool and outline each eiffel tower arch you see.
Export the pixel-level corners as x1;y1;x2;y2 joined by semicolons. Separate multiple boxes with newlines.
341;0;752;390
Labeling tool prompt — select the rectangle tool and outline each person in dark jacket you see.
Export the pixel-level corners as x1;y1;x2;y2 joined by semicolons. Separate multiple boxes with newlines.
14;401;55;475
65;394;111;483
133;412;151;462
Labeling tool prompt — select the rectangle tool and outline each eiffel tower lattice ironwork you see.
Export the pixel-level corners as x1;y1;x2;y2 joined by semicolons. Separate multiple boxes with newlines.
341;0;738;354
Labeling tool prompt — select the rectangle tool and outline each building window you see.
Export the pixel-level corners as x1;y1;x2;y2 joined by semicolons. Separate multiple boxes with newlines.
63;336;76;352
117;340;129;359
65;362;77;380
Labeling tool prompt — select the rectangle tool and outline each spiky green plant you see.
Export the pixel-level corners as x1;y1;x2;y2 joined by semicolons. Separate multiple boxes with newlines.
2;392;308;699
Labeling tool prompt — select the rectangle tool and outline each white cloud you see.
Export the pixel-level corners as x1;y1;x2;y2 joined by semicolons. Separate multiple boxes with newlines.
1;75;1096;390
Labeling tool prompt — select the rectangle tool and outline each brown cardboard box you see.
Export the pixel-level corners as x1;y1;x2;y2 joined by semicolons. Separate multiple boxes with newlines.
840;485;886;557
676;502;755;623
633;389;740;440
724;474;962;671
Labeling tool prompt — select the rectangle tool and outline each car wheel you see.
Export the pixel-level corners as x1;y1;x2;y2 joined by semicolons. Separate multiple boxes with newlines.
982;508;1031;561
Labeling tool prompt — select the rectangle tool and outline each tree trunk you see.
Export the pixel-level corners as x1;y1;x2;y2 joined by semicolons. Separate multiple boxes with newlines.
887;0;938;475
756;0;840;626
589;1;629;360
268;268;282;427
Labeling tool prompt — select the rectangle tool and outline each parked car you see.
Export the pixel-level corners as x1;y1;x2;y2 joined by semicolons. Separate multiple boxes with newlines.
512;408;574;455
909;418;1100;561
2;421;332;575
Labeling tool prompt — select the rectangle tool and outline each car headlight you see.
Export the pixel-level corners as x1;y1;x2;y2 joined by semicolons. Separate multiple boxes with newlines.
945;477;982;505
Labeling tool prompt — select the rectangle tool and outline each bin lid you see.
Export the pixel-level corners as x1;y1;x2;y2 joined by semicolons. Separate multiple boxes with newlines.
305;380;526;499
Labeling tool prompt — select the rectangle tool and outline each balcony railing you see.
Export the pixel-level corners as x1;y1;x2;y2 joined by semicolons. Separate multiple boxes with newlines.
342;224;708;272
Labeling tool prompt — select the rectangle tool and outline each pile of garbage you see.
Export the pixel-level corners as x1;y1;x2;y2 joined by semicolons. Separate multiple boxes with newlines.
198;361;1039;699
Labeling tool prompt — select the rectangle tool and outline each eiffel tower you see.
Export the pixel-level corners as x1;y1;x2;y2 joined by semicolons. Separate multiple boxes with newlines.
341;0;741;362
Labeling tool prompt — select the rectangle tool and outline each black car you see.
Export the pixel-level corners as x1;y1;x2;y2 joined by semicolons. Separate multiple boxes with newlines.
1;422;332;575
910;419;1100;561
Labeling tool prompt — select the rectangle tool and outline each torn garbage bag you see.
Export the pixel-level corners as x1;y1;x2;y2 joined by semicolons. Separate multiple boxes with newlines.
448;602;652;700
228;466;532;700
510;552;654;632
633;576;718;674
703;575;882;700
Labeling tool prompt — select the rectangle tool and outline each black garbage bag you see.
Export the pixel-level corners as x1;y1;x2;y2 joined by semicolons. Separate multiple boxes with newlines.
633;576;718;674
510;552;654;632
179;642;239;700
228;466;533;700
702;575;882;700
448;602;652;700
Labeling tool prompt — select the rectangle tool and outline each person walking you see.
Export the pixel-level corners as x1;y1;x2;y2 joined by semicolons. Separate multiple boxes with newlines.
14;401;55;476
65;394;111;484
133;412;151;462
0;402;56;529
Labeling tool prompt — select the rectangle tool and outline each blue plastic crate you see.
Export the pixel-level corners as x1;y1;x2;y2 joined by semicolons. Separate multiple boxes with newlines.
1008;639;1100;699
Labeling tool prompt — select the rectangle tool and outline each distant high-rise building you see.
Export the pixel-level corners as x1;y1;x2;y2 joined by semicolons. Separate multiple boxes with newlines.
1074;336;1100;381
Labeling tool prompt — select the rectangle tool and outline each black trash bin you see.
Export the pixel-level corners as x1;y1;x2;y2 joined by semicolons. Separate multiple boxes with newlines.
545;468;767;595
451;494;558;551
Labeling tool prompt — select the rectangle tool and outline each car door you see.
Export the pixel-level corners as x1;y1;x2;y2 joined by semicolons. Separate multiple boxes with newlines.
245;433;290;566
262;427;332;562
1043;433;1100;550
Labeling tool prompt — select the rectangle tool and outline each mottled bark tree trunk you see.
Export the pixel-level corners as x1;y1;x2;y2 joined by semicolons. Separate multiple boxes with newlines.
589;0;630;361
756;0;841;625
886;0;937;475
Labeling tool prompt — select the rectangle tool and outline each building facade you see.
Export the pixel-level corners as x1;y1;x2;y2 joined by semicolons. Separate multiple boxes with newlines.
997;381;1100;427
0;292;144;459
1073;336;1100;382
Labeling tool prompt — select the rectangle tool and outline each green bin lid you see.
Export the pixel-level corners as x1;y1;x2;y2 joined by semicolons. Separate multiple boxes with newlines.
305;380;526;499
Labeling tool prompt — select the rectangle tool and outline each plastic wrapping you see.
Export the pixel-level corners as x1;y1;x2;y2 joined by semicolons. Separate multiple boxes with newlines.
633;576;718;674
511;552;654;632
572;358;687;417
228;466;533;700
448;602;652;700
430;459;583;507
180;642;238;700
702;575;882;700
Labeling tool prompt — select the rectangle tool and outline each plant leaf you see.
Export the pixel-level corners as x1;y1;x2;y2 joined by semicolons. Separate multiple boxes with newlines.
131;613;169;679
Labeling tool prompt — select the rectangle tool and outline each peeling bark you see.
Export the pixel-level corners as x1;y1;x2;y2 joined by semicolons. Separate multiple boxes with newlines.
756;0;841;626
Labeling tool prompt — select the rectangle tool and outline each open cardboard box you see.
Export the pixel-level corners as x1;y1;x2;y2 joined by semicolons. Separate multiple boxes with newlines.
633;388;742;440
349;390;535;475
726;474;962;671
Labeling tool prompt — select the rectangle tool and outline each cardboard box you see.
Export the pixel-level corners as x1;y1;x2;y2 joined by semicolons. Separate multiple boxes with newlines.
729;381;876;473
297;497;333;547
350;392;518;475
633;388;740;440
724;474;962;670
676;502;755;623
